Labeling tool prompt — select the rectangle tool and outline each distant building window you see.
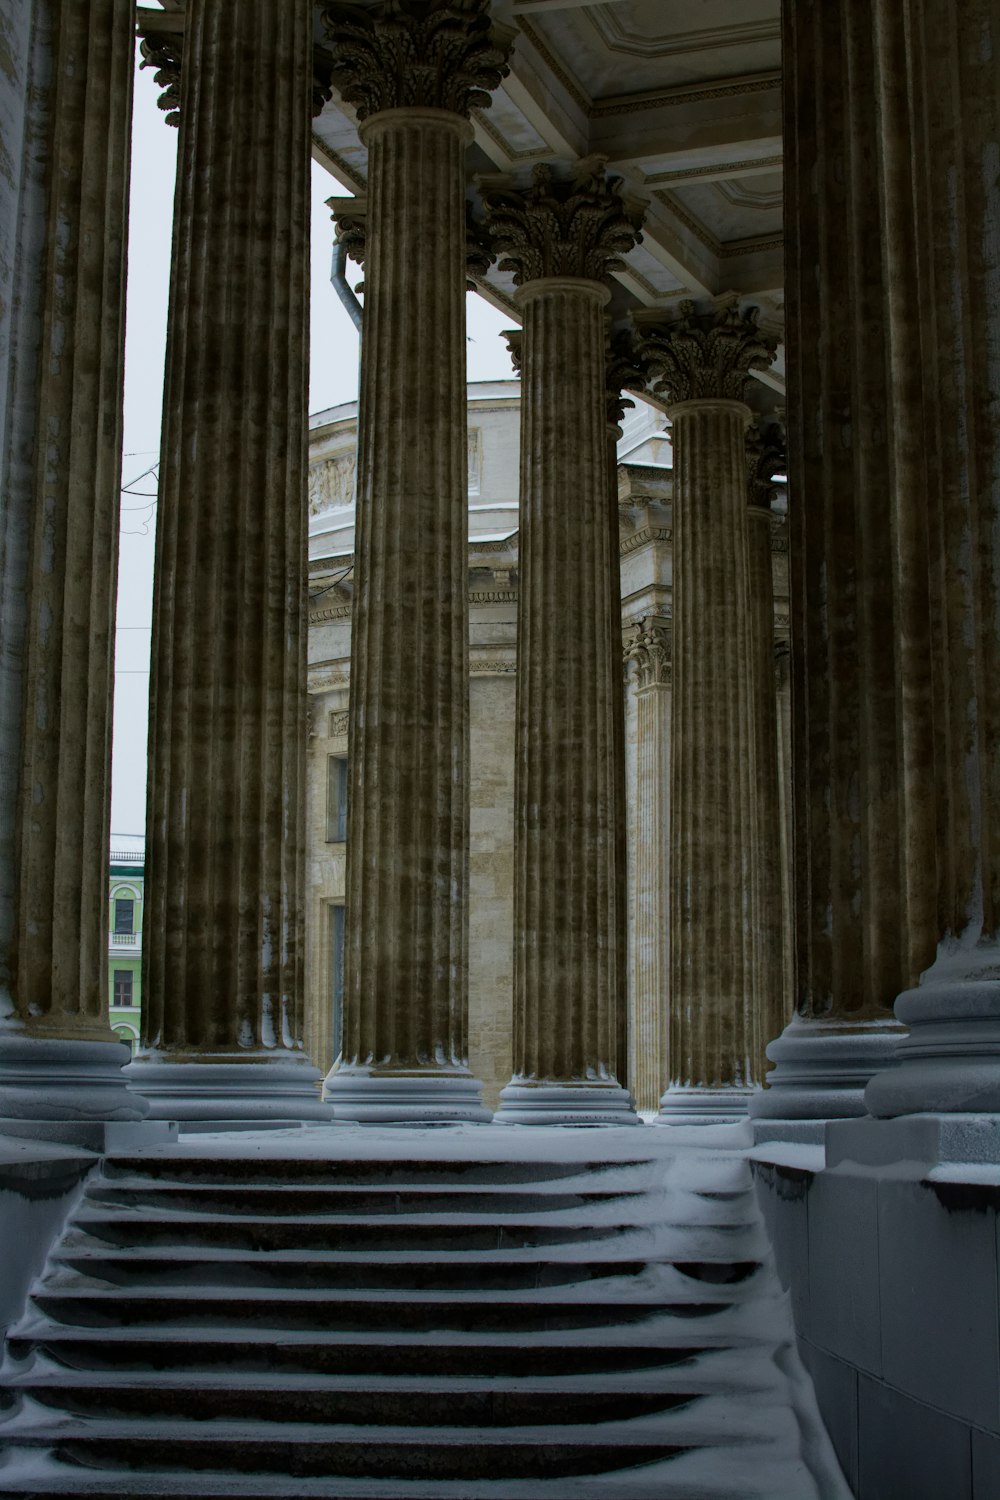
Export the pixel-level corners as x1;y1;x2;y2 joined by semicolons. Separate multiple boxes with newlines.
326;756;348;843
113;970;133;1006
114;897;134;934
331;904;345;1061
113;1026;135;1055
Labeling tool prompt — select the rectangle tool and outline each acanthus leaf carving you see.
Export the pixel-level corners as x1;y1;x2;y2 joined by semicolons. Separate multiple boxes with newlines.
319;0;513;122
477;157;645;287
745;416;786;509
636;297;777;406
626;620;672;689
606;326;647;428
138;32;183;127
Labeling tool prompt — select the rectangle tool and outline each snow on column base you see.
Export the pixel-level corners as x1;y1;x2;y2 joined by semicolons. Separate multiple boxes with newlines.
493;1080;640;1126
124;1052;331;1123
323;1065;491;1125
0;1033;148;1122
748;1016;903;1121
656;1084;758;1125
865;981;1000;1117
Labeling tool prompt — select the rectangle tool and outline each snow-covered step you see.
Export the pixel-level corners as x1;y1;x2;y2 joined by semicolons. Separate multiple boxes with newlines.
0;1131;851;1499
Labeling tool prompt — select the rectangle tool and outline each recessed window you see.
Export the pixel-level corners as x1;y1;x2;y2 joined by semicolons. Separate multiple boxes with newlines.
326;756;348;843
113;970;133;1006
114;897;134;935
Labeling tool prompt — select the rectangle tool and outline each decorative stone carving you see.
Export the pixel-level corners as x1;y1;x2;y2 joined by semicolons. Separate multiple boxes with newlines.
467;430;482;496
138;32;183;127
478;157;644;286
745;419;786;509
638;298;777;406
502;328;522;375
329;710;350;737
139;28;336;125
606;328;647;429
320;0;513;121
626;621;671;690
308;453;355;516
330;195;494;288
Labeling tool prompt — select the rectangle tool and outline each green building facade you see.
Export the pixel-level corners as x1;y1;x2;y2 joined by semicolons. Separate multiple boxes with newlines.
108;851;143;1048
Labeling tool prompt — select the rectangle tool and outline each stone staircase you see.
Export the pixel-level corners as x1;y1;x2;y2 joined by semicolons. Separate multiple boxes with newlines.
0;1129;851;1499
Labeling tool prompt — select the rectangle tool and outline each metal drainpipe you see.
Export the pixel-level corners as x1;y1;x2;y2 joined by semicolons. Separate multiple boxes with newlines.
330;241;363;334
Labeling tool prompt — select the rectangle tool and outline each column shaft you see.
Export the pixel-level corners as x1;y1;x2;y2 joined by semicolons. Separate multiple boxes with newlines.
497;280;634;1123
0;0;144;1123
626;624;671;1113
747;505;787;1073
134;0;326;1121
326;108;487;1123
666;400;758;1117
751;0;908;1119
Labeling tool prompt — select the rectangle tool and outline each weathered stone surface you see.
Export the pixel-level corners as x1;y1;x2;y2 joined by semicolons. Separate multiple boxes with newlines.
746;420;789;1078
482;166;643;1125
637;301;776;1122
131;0;325;1120
320;0;512;121
0;0;143;1122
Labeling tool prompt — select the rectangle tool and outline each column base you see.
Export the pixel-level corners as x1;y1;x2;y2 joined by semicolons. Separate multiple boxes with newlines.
125;1052;331;1125
0;1033;148;1124
865;981;1000;1117
748;1016;903;1120
655;1084;758;1125
323;1065;491;1125
492;1080;640;1127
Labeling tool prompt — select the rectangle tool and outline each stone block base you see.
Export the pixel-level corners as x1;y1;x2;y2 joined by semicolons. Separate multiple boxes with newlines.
323;1066;491;1125
492;1080;639;1126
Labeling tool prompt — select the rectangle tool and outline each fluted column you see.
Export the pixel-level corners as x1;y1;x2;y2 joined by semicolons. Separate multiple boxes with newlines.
317;0;510;1123
625;621;671;1113
0;0;145;1125
481;163;643;1124
637;301;776;1122
864;0;1000;1116
746;421;789;1078
751;0;919;1122
128;0;327;1121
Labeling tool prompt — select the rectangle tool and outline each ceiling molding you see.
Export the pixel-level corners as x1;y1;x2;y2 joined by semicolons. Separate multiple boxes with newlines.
586;9;780;61
591;70;781;119
643;154;783;188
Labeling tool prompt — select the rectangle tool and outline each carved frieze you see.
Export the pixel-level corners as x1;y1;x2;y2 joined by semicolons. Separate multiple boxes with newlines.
477;157;645;287
636;298;777;406
309;453;355;516
319;0;513;121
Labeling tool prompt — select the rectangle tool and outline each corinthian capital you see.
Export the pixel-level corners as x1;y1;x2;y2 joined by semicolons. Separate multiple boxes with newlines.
328;194;494;289
636;298;777;406
606;327;647;428
320;0;513;121
626;620;672;689
477;158;645;287
138;30;184;127
745;418;786;509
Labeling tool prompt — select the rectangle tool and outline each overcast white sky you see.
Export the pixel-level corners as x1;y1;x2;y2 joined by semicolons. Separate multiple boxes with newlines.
110;44;517;841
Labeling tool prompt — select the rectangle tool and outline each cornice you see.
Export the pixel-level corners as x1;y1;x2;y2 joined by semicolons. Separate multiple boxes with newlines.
620;525;672;556
590;71;781;121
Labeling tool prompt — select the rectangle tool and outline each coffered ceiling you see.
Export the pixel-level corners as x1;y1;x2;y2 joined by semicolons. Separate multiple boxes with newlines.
311;0;784;392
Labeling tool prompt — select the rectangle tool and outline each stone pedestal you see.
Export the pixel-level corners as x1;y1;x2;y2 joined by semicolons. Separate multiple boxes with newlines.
318;0;510;1124
635;302;776;1124
0;0;144;1125
128;0;326;1122
481;165;643;1125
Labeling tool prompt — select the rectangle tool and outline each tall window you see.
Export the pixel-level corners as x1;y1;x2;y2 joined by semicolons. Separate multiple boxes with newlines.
331;904;345;1061
326;755;348;843
113;970;133;1006
114;897;134;934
